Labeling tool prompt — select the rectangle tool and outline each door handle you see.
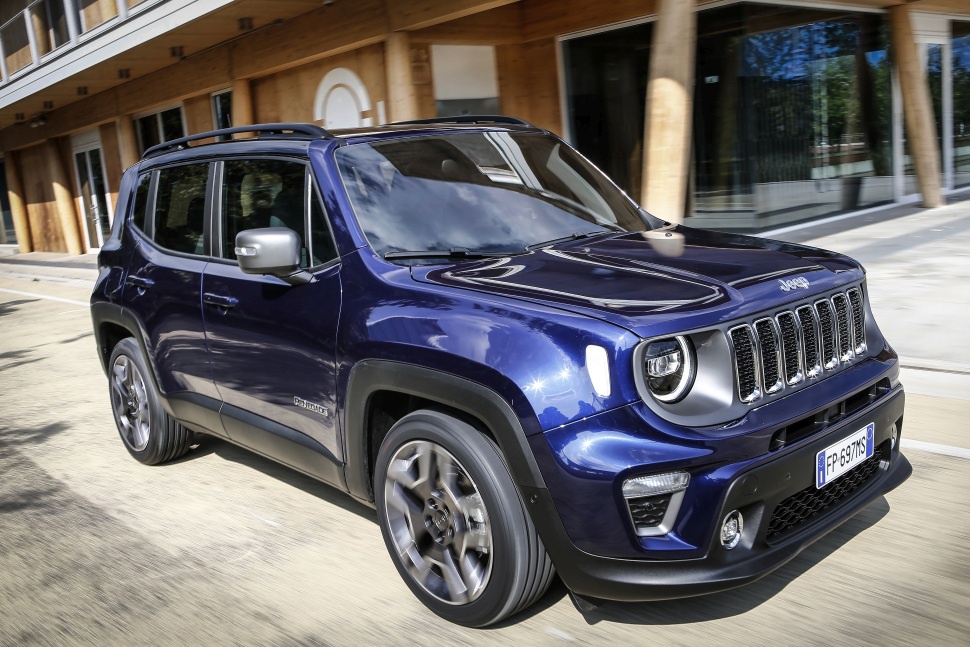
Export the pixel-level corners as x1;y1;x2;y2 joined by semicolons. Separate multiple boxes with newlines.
203;293;239;309
127;275;154;290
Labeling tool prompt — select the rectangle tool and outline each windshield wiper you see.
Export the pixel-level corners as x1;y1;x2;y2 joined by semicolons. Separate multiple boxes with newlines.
383;248;510;261
526;231;612;251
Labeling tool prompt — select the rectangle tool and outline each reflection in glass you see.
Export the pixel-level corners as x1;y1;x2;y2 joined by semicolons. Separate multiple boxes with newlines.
693;7;893;230
161;107;185;143
0;159;16;246
928;44;945;187
954;23;970;188
336;133;651;257
153;164;208;254
75;151;96;247
563;4;895;232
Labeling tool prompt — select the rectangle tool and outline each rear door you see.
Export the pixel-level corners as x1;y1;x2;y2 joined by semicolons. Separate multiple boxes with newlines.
122;162;223;434
201;157;344;479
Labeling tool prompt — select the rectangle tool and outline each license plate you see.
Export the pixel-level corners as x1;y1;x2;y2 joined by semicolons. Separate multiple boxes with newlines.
816;423;875;489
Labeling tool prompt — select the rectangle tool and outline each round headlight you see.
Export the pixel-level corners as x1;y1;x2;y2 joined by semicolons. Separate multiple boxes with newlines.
643;336;695;403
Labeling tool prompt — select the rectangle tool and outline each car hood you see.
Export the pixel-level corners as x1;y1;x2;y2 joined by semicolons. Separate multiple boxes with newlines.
410;227;865;338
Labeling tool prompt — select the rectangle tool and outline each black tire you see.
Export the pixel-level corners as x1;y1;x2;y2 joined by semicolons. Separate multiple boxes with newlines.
375;409;554;627
108;338;191;465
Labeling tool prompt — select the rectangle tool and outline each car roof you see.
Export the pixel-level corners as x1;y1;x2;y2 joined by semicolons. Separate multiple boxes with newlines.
137;117;547;163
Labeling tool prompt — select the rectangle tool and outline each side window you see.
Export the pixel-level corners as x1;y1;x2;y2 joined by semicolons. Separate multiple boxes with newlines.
153;163;209;255
130;172;152;233
310;188;338;266
221;159;309;264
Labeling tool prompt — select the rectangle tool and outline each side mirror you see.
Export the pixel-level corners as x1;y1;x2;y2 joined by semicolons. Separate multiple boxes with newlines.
234;228;312;285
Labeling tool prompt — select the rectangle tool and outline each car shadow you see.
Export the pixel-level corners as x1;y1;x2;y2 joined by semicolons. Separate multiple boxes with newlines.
569;497;890;626
183;433;378;523
170;432;890;628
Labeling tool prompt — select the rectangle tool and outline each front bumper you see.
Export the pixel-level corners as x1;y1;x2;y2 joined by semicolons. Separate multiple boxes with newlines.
524;384;910;601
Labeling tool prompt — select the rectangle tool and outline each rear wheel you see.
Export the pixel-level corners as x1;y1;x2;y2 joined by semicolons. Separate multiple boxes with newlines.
108;338;191;465
375;409;554;627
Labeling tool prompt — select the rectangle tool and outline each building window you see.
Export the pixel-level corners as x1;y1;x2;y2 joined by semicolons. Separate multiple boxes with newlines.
563;4;894;232
431;45;500;117
135;106;185;154
0;157;17;246
211;89;232;139
954;22;970;189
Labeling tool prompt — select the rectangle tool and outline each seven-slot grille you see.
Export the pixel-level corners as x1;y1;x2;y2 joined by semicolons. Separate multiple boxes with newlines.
729;288;866;404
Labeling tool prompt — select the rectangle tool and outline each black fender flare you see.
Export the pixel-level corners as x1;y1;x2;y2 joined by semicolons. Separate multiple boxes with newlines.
91;300;224;435
342;359;548;503
91;301;152;377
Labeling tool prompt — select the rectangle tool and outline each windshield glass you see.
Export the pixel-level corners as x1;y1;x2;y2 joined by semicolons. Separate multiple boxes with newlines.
335;132;653;256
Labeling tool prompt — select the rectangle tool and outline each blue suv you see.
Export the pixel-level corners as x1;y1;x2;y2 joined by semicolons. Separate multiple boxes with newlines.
91;118;911;626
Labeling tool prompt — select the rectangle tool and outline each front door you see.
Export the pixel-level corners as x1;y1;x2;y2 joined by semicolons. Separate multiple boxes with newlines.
203;157;344;478
72;136;112;251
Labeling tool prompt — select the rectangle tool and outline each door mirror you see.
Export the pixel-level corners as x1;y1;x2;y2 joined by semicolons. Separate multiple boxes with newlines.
234;228;312;285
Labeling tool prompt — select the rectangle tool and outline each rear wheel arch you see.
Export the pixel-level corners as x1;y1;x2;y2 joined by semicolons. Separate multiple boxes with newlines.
92;302;164;398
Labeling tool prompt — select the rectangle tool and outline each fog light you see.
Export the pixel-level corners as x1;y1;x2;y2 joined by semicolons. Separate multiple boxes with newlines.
721;510;743;550
891;424;898;449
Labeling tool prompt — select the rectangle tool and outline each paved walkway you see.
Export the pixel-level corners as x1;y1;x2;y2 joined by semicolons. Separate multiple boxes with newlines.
769;193;970;400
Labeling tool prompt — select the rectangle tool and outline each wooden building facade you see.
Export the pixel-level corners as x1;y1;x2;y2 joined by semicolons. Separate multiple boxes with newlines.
1;0;969;254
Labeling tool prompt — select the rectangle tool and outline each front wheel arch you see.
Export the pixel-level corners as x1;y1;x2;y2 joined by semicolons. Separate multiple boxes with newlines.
343;359;547;505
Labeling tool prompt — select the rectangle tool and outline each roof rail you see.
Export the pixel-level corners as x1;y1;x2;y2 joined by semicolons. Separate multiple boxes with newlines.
143;123;333;158
390;115;537;128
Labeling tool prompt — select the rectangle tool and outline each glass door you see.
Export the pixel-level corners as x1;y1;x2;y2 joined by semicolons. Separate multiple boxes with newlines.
73;146;112;251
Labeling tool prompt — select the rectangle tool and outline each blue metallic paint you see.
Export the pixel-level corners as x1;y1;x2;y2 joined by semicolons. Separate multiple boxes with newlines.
90;123;910;604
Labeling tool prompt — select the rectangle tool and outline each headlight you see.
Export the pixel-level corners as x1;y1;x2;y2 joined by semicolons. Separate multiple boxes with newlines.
643;336;695;403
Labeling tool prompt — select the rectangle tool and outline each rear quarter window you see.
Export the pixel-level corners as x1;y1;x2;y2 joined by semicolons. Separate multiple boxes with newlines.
130;172;151;233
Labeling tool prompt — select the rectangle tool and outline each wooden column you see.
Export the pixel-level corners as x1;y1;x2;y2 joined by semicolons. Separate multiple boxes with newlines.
45;140;83;255
117;115;139;170
641;0;696;223
4;152;32;252
232;78;254;127
385;32;418;123
890;5;943;208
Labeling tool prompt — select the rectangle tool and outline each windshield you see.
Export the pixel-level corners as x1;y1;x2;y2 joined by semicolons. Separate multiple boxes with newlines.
335;132;654;257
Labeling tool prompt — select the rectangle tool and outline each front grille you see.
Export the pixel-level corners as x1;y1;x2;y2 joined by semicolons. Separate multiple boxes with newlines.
816;299;838;370
832;293;853;362
730;288;867;404
776;311;801;385
754;319;782;394
628;494;672;530
766;449;883;541
729;326;760;403
847;288;866;354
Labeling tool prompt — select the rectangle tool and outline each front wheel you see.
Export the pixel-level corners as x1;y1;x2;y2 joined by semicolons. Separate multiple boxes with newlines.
374;409;554;627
